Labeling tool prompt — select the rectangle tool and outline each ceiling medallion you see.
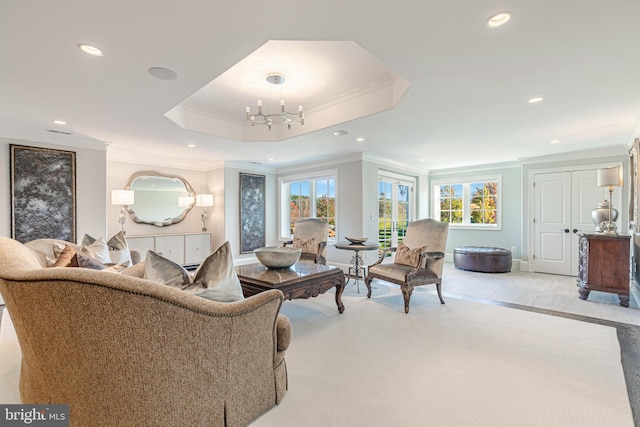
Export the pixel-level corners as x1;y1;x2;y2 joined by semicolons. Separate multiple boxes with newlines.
245;73;304;130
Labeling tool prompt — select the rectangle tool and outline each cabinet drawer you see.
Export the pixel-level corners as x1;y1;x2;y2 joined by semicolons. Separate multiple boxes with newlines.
126;237;154;260
185;234;211;266
155;236;185;265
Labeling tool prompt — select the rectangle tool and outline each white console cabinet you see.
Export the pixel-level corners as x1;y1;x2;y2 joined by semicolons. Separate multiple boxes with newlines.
127;233;211;267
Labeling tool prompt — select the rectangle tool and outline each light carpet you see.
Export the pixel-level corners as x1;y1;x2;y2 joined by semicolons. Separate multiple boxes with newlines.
0;283;633;427
252;282;634;427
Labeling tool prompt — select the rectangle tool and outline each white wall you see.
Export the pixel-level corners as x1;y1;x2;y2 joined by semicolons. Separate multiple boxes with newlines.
206;166;226;252
107;160;212;239
0;137;107;241
429;163;523;260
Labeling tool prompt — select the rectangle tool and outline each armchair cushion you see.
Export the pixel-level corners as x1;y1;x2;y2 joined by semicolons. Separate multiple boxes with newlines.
394;243;427;268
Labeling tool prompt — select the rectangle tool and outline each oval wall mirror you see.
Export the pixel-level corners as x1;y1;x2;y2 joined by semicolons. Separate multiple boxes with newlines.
125;171;196;226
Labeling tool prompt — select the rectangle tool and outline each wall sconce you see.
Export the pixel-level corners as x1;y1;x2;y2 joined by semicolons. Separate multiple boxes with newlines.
111;189;135;234
196;194;214;232
178;196;195;208
596;166;623;235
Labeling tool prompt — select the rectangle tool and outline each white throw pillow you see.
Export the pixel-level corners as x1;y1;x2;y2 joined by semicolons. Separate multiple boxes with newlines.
82;232;132;266
80;235;112;264
107;231;132;266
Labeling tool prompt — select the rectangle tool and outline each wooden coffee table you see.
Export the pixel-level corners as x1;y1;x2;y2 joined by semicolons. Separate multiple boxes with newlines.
236;262;346;313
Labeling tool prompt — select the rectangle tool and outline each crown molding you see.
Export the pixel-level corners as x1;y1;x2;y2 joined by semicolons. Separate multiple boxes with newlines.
517;145;629;165
362;153;427;175
0;129;109;151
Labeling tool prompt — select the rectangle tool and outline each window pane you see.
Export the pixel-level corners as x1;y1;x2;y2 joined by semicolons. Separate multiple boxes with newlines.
435;178;498;226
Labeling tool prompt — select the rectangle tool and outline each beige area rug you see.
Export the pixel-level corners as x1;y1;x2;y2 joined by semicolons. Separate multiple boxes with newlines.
252;282;634;427
0;284;633;426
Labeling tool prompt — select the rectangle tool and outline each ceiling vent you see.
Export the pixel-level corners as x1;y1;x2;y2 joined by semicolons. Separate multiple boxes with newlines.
47;129;72;135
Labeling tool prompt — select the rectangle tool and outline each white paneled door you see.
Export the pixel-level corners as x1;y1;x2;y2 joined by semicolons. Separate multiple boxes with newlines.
533;169;616;276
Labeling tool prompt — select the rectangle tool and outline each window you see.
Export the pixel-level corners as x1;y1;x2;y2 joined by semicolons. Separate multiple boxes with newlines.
433;176;501;229
280;170;336;239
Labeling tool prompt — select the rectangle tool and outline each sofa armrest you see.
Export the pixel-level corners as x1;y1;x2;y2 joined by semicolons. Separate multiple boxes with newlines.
276;313;291;352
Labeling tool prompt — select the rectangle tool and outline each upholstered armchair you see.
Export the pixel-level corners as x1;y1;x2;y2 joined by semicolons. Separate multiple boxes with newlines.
365;218;449;313
283;218;328;264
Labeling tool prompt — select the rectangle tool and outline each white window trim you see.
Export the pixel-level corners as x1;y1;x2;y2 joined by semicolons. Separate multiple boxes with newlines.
378;171;417;222
278;168;338;241
432;174;502;230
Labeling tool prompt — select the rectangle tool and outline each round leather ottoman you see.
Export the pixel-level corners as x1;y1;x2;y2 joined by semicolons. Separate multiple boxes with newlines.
453;246;512;273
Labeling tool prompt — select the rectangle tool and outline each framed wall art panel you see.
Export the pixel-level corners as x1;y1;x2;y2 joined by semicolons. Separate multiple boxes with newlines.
10;144;77;243
239;173;265;253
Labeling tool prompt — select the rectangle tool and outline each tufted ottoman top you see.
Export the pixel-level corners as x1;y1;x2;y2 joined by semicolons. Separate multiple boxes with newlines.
454;246;511;256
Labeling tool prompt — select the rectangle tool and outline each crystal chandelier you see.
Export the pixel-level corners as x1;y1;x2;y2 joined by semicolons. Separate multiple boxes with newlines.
245;73;304;130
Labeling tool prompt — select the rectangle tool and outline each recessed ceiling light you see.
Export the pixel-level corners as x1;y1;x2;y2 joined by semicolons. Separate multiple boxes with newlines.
486;11;512;28
52;120;67;125
333;130;348;136
550;139;561;144
187;144;196;148
149;67;178;81
528;97;544;103
77;43;103;56
268;158;274;161
355;137;365;142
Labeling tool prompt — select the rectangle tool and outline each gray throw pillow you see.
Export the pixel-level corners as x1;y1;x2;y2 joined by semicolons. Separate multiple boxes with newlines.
144;250;192;290
192;241;245;302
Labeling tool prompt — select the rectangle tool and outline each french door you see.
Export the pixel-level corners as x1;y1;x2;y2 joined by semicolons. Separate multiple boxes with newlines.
378;174;415;249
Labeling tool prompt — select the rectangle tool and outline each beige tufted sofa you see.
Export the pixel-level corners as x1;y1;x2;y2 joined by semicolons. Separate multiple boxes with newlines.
0;236;290;426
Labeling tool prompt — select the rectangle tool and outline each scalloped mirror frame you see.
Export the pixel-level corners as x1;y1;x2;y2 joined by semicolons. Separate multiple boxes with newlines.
125;171;196;227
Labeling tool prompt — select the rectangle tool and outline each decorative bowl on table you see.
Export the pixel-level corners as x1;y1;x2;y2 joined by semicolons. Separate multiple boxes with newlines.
345;237;368;244
254;246;302;269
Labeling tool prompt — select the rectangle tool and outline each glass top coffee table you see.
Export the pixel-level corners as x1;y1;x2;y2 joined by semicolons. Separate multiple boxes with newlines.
235;262;346;313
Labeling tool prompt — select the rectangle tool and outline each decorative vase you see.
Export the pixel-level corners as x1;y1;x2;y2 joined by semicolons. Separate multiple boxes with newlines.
591;200;618;232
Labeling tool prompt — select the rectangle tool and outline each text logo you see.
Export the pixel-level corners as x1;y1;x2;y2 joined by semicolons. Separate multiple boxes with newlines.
1;405;68;426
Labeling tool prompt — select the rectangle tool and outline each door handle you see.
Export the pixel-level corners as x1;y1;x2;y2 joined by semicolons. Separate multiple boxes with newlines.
572;229;579;234
563;229;570;233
